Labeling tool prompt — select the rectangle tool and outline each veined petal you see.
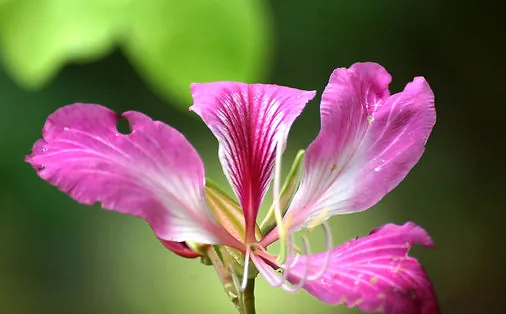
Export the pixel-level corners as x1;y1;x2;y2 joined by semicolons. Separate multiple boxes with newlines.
26;104;240;248
287;223;439;314
190;82;316;241
278;63;435;235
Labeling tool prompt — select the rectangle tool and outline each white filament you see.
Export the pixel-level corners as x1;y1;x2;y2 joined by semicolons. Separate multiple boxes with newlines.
240;246;252;291
307;222;333;280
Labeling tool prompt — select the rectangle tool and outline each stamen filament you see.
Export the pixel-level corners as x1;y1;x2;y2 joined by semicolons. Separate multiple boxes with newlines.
282;235;310;292
273;125;289;264
240;246;252;291
274;233;296;287
259;150;304;236
287;251;301;269
307;221;333;281
254;234;310;293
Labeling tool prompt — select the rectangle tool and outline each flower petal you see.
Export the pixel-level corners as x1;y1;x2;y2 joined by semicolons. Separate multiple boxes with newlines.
159;240;202;258
282;63;435;234
287;222;439;314
26;104;240;248
190;82;315;240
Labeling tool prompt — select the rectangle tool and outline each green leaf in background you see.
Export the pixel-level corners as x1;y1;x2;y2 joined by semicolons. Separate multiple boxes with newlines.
0;0;127;89
0;0;271;110
122;0;271;107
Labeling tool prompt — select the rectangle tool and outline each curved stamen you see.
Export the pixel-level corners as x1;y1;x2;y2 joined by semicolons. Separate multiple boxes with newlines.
307;221;333;281
240;245;252;291
269;232;295;287
253;236;310;292
281;235;311;292
267;233;311;292
281;233;306;281
287;250;301;269
273;125;289;264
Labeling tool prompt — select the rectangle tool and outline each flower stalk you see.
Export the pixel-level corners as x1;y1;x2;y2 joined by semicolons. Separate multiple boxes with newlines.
240;279;256;314
206;245;256;313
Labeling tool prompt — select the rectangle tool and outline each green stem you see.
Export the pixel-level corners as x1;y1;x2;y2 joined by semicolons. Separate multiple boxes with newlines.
240;278;256;314
206;246;257;314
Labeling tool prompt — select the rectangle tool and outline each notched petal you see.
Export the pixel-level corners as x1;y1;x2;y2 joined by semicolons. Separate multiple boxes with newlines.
27;103;239;248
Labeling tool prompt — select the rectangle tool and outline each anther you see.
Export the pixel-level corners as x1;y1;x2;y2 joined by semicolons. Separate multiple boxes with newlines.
307;207;329;230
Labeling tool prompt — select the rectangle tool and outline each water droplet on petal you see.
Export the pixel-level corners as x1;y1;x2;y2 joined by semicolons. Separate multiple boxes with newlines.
42;147;47;152
39;164;46;171
63;127;69;131
374;166;381;172
367;115;374;123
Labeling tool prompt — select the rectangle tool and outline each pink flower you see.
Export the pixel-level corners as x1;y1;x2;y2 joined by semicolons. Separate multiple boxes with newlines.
27;62;438;313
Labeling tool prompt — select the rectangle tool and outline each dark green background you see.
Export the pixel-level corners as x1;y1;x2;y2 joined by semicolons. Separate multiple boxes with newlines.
1;1;504;313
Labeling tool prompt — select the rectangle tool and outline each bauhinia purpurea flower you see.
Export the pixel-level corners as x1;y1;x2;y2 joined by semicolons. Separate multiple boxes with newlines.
27;62;439;313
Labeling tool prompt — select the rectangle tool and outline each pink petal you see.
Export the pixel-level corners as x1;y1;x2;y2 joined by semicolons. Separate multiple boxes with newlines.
250;251;284;287
287;222;439;314
159;240;202;258
190;82;315;241
279;63;435;235
26;104;240;248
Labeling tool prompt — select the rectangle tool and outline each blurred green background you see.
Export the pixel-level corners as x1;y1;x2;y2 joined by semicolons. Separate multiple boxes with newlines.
1;0;504;313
